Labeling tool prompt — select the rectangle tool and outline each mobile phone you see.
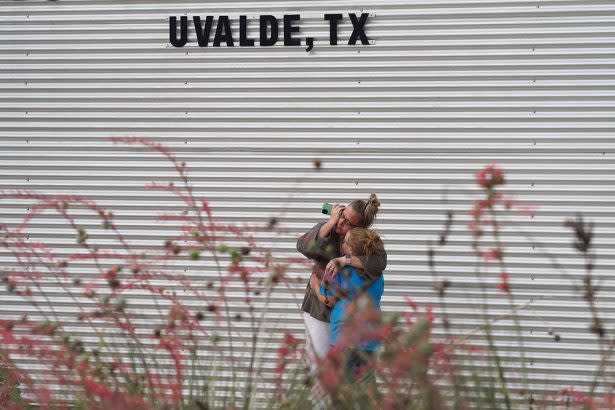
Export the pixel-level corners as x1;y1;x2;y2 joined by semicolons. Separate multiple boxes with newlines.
321;203;332;215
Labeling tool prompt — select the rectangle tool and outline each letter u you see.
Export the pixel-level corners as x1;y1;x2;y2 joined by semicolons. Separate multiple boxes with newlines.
169;16;188;47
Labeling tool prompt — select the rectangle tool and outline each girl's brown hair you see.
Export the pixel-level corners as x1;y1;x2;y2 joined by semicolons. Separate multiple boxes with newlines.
346;228;383;257
348;192;380;228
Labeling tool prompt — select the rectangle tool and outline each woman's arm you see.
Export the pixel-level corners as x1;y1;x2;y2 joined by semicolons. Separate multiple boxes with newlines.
325;244;387;281
318;203;344;238
309;273;338;307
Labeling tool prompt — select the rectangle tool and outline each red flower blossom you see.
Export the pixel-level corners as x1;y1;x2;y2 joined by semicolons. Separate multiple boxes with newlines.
319;365;341;392
497;271;510;293
475;164;505;189
482;247;503;262
283;332;300;346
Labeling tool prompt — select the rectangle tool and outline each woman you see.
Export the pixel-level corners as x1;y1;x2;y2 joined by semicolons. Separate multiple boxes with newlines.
296;193;386;374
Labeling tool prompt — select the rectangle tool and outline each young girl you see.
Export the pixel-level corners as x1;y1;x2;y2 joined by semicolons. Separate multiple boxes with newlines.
309;227;384;374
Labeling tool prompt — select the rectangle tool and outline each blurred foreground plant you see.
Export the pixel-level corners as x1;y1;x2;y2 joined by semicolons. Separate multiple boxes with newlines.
273;164;614;410
0;137;308;409
1;143;613;410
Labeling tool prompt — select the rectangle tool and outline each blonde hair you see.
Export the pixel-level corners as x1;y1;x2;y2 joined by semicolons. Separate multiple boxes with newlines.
348;193;380;228
346;228;382;257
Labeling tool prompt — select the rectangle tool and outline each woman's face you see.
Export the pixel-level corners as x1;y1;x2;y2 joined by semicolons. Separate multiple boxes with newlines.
335;205;362;236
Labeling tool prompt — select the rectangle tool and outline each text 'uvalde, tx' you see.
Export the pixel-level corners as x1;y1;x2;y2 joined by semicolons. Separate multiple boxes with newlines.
169;13;371;52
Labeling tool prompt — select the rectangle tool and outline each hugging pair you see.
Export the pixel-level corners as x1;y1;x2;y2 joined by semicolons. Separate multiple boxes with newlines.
296;194;387;383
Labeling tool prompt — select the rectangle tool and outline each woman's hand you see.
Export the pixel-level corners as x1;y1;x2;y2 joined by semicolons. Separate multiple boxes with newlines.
318;203;345;239
324;256;345;278
328;203;344;224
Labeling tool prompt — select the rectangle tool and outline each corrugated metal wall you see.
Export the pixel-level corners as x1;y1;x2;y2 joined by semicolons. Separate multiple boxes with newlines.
1;0;615;405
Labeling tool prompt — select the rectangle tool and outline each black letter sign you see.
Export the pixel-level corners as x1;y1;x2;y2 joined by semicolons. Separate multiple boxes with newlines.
239;15;255;46
260;15;278;46
348;13;370;45
169;16;188;47
283;14;301;46
324;13;343;45
213;16;234;47
193;16;214;47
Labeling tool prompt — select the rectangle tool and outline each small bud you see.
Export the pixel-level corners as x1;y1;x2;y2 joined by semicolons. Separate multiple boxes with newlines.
115;297;127;312
76;227;88;244
266;217;278;230
108;278;120;290
188;249;200;260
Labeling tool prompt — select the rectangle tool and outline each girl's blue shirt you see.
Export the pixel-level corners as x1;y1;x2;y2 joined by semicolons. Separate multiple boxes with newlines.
320;265;384;350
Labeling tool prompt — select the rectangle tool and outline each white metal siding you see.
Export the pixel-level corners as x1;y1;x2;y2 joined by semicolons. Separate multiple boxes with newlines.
1;0;615;405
